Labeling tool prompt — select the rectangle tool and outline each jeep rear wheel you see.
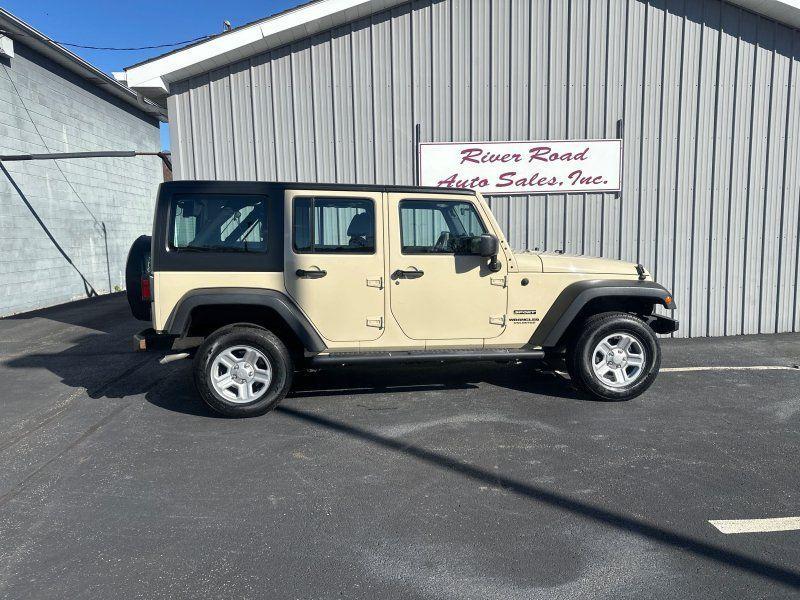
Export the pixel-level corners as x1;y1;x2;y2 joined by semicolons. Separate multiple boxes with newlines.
566;312;660;401
194;325;293;417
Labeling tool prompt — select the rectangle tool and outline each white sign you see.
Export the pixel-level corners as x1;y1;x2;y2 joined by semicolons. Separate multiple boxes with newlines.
419;139;622;195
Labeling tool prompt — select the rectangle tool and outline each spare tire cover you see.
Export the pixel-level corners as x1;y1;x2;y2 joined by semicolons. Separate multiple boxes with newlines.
125;235;152;321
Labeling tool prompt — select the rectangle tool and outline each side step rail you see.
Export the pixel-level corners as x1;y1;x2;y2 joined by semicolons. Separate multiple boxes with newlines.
308;348;545;367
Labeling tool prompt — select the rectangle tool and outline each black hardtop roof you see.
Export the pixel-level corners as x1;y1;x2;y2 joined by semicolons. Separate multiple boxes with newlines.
160;180;477;196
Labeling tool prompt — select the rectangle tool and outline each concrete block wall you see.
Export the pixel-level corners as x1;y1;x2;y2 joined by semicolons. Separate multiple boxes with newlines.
0;43;162;316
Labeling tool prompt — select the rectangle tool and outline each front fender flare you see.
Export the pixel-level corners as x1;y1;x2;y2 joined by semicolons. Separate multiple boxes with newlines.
529;280;676;348
163;288;326;353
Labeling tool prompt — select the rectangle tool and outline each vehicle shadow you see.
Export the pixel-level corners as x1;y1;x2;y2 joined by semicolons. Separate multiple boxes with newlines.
142;360;589;418
2;293;128;334
289;362;586;401
5;323;589;407
2;294;592;408
4;317;592;422
1;295;159;400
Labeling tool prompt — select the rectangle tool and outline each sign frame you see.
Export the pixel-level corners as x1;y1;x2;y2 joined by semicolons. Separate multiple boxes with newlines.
417;138;624;196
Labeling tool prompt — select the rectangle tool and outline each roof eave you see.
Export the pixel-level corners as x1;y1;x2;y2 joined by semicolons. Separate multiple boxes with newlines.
728;0;800;30
0;8;167;121
123;0;406;98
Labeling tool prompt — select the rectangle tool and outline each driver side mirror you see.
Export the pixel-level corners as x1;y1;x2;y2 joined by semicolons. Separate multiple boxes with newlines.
475;233;499;257
472;233;502;272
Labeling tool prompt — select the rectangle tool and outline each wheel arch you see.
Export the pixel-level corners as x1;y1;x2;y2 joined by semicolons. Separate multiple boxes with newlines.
164;288;326;354
530;280;677;349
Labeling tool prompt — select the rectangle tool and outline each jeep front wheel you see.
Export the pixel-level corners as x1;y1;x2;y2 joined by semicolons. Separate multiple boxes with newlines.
566;312;660;401
193;326;293;417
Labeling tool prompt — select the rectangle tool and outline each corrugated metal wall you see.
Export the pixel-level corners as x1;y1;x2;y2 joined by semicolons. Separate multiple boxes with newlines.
167;0;800;338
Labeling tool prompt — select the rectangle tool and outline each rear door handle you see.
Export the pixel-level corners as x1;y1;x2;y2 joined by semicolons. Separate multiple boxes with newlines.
393;268;424;280
296;268;327;279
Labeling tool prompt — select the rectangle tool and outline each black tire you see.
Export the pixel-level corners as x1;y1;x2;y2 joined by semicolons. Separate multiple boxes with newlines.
566;312;660;401
125;235;152;321
193;325;293;417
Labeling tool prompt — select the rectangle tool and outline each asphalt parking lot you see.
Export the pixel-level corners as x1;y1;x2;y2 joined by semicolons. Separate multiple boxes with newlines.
1;294;799;599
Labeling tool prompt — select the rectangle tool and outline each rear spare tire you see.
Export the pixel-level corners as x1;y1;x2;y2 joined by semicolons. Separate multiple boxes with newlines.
125;235;151;321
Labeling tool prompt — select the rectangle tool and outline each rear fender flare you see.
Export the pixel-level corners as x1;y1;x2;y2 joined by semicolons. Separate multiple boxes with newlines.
164;288;326;353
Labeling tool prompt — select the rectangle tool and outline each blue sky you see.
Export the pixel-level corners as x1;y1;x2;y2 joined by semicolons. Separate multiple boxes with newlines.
3;0;302;149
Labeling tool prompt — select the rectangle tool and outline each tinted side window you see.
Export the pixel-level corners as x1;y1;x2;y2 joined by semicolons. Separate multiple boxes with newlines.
399;200;486;254
293;197;375;253
172;194;268;253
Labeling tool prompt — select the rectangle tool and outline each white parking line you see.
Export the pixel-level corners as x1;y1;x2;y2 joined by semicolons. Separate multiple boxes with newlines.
662;365;798;372
709;517;800;534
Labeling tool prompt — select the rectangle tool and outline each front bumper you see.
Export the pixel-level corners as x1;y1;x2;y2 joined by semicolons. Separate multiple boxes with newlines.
645;315;680;335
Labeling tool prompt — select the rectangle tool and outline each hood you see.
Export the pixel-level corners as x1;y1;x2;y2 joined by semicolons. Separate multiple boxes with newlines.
527;252;642;276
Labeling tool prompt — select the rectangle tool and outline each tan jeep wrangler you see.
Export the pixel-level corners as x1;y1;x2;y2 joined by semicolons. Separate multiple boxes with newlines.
127;181;678;417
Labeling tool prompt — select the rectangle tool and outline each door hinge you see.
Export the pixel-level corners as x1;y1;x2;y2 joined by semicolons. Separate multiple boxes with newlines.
491;276;507;288
489;315;506;326
366;277;384;289
366;316;384;329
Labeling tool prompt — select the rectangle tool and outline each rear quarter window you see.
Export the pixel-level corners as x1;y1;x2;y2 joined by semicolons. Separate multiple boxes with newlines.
152;183;283;273
171;194;268;253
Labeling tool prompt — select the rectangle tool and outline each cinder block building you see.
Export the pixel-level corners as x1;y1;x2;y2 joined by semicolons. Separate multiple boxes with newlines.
0;9;165;316
120;0;800;338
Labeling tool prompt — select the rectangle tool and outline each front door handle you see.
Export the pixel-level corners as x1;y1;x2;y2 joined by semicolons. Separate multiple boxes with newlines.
296;268;327;279
393;268;424;280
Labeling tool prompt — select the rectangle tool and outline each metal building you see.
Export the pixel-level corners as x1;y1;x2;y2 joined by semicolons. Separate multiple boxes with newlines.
120;0;800;338
0;9;165;316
